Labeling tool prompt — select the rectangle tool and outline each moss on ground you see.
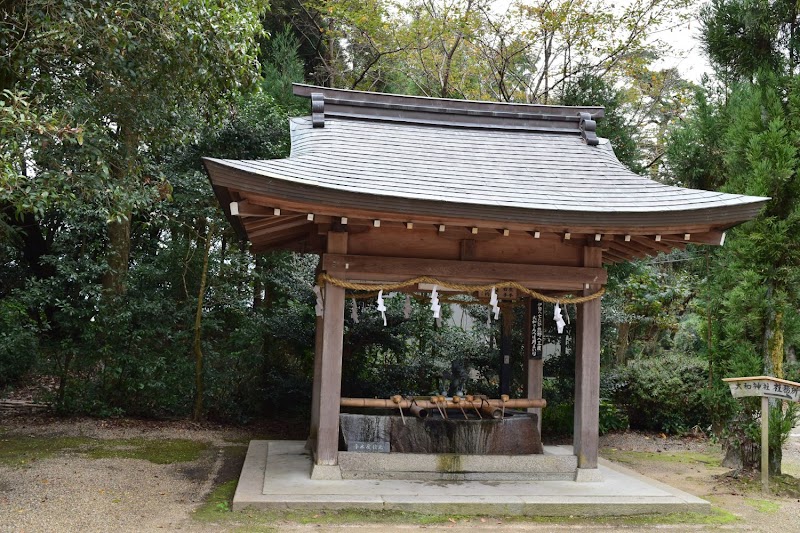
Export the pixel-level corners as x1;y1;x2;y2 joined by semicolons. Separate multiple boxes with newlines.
744;498;781;513
723;470;800;499
194;479;238;520
0;436;94;467
601;449;722;467
0;435;208;466
192;505;738;530
85;438;208;464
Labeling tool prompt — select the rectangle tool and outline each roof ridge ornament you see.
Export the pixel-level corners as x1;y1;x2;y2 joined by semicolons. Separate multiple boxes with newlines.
294;84;605;134
311;92;325;128
578;112;599;146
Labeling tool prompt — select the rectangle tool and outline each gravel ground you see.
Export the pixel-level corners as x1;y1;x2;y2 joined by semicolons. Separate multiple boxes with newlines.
2;417;800;532
0;418;240;532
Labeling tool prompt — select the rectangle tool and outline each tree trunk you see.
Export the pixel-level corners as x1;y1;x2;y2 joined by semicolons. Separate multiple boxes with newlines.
769;311;784;378
102;215;131;295
56;351;73;412
102;127;138;295
763;282;775;375
192;223;214;421
616;322;631;366
253;254;265;309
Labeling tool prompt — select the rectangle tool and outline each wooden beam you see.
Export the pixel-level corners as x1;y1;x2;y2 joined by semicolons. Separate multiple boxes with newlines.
250;229;312;252
239;192;733;236
254;223;314;242
603;249;629;263
459;239;477;261
230;200;279;217
322;254;607;289
244;214;307;233
574;246;602;471
608;238;655;259
628;235;680;255
659;230;726;246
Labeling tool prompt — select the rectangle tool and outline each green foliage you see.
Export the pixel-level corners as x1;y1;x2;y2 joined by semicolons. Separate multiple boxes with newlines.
610;352;710;434
541;400;574;437
599;400;630;435
341;295;491;399
0;298;38;387
701;0;798;81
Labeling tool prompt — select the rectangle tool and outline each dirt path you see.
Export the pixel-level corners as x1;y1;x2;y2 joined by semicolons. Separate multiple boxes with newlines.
2;417;800;532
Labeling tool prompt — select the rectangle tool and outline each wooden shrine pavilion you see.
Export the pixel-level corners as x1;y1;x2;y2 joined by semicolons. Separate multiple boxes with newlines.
204;84;768;481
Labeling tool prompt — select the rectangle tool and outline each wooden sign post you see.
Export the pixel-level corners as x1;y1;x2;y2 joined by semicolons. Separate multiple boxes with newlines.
722;376;800;493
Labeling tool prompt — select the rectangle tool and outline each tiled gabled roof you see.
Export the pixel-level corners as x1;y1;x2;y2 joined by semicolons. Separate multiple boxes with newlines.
204;85;768;258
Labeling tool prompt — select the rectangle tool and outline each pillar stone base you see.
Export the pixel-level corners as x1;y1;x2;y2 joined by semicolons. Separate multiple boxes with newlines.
311;463;343;480
574;467;603;482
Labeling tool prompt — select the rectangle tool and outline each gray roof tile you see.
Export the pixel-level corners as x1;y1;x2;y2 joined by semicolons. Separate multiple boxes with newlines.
207;116;767;216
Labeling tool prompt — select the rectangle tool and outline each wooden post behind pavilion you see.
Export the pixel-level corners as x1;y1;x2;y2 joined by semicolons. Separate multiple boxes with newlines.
574;246;602;477
500;303;514;396
524;298;544;434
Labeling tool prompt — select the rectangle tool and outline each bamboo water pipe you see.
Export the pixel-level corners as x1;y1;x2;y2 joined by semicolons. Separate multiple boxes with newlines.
340;396;546;412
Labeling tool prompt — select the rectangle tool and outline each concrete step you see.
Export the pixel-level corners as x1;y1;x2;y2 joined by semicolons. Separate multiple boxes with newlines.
338;449;577;481
232;440;712;516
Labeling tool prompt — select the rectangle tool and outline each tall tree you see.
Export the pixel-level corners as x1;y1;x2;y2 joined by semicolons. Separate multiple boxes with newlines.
1;0;268;294
666;0;800;472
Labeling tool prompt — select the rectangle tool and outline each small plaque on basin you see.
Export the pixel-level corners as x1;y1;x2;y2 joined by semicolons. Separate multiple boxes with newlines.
350;441;390;453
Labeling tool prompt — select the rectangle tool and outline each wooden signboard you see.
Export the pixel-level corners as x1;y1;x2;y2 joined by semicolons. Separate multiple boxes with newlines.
722;375;800;494
478;287;518;301
530;299;544;360
723;376;800;402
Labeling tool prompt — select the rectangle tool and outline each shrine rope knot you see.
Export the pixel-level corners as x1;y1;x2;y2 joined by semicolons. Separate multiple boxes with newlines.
316;273;605;305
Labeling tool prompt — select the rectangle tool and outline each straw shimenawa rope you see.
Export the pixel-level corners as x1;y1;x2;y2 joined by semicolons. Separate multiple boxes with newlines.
317;273;604;305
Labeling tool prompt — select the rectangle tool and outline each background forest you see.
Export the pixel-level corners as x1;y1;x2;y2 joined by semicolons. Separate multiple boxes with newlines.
2;0;800;472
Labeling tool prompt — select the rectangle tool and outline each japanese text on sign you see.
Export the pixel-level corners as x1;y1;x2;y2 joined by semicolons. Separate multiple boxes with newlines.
531;299;543;360
723;377;800;403
350;441;390;453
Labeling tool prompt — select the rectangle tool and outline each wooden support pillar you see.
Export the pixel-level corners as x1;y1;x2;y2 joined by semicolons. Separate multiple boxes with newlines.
499;303;513;396
312;231;347;467
524;298;543;433
307;313;324;449
574;246;602;472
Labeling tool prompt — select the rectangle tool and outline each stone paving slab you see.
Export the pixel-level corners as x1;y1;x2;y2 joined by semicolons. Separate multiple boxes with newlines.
232;440;710;516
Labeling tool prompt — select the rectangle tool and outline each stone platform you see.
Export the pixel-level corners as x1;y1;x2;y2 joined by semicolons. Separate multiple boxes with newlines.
232;440;710;516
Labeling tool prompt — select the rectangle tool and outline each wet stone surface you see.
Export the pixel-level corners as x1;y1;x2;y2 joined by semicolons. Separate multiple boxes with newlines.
339;413;542;455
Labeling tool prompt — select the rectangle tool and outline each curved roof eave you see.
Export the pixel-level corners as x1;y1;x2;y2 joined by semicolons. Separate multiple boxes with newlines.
204;156;768;232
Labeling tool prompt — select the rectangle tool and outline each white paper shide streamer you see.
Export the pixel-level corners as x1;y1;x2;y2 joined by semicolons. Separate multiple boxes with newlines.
351;297;359;323
313;285;324;317
553;302;566;334
376;290;387;326
489;287;500;319
403;294;412;319
430;285;441;319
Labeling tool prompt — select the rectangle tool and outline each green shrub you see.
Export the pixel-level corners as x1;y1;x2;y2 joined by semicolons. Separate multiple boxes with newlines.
599;400;629;434
0;299;38;388
541;402;574;437
610;352;710;434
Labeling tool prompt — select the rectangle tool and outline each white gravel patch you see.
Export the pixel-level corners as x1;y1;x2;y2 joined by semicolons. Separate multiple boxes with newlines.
0;456;211;532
